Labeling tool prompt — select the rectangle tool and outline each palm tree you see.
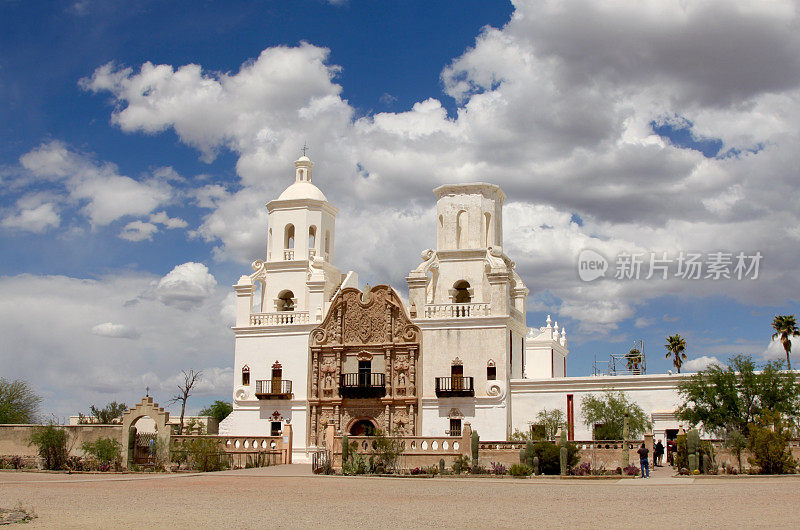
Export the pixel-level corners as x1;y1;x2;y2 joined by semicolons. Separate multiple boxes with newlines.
625;348;642;374
665;334;687;373
771;315;800;371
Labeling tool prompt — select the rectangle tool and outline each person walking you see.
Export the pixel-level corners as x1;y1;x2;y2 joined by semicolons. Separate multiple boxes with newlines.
637;443;650;478
654;439;665;467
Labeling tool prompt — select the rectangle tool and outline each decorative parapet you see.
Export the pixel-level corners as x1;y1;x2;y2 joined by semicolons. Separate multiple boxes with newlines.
250;311;310;326
423;302;491;318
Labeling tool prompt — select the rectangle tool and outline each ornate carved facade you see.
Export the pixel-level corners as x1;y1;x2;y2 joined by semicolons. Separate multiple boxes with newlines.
308;285;421;445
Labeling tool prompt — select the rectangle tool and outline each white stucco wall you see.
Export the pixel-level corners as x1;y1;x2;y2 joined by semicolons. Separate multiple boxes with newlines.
510;373;691;440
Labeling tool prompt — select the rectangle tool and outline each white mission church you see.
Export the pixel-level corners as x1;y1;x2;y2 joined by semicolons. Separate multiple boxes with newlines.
219;155;687;462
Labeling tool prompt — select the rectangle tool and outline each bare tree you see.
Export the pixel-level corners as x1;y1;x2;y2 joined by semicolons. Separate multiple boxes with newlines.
169;370;203;435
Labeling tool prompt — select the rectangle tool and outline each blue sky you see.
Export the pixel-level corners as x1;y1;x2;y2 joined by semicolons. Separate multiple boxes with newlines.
2;1;799;418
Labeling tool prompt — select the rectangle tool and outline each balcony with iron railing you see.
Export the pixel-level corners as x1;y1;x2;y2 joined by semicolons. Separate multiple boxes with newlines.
249;311;310;326
435;376;475;397
338;372;386;399
423;303;491;319
255;379;293;400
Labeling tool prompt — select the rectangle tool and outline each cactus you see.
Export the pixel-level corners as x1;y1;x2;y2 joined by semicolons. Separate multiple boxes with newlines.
471;431;480;467
342;434;350;463
687;429;700;473
559;445;568;475
532;456;540;476
559;429;567;447
520;440;535;466
439;458;445;474
622;414;630;441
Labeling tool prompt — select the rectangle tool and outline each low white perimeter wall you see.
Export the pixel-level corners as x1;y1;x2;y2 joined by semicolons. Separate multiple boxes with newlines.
510;373;694;440
219;400;310;462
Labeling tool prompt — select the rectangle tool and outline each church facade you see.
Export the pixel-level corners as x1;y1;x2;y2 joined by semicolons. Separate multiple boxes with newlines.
220;155;683;461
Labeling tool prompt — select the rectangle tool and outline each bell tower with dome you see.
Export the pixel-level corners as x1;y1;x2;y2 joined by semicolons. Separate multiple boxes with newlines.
221;154;346;462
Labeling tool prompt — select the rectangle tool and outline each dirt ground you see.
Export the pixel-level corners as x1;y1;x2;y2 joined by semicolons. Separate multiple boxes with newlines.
2;465;800;528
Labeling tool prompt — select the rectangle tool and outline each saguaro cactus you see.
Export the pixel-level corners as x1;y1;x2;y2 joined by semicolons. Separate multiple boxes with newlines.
520;440;535;467
439;458;445;474
559;429;568;475
687;428;700;473
532;456;540;476
342;434;350;464
471;431;480;466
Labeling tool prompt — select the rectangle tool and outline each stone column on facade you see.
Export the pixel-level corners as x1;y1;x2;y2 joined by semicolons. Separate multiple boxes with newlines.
462;422;473;459
409;347;417;397
406;276;428;318
385;404;390;432
233;277;256;327
334;404;340;432
487;272;509;316
310;405;317;445
385;346;393;399
311;351;319;398
409;404;415;435
282;422;293;464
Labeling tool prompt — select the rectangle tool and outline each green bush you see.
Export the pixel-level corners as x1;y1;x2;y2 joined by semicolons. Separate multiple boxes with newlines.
28;424;69;470
452;454;471;474
184;438;227;472
528;441;579;475
747;411;797;474
81;437;122;466
342;451;369;475
509;463;531;477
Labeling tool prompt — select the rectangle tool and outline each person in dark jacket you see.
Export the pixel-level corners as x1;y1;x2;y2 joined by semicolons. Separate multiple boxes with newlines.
654;439;665;467
637;443;650;478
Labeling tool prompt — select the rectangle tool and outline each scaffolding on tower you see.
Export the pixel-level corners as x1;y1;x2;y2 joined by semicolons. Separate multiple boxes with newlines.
592;340;646;376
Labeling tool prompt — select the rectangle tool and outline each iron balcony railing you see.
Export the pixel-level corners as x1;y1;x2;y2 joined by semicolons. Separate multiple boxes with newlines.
435;376;475;397
339;372;386;398
254;379;293;399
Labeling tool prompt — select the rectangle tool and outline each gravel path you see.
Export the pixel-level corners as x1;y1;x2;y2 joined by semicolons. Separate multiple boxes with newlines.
2;467;799;528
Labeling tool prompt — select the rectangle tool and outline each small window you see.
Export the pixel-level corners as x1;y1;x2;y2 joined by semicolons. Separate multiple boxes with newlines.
271;421;282;437
449;418;462;437
242;366;250;386
284;224;295;249
487;366;496;380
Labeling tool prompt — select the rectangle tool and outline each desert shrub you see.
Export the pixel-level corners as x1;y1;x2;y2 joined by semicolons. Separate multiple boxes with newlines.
185;438;226;472
452;454;471;474
529;441;580;475
409;466;425;475
747;411;797;474
622;465;640;476
28;424;69;470
82;437;122;466
342;451;369;475
470;464;488;474
509;463;531;477
370;430;404;473
570;462;592;476
490;462;507;475
674;434;688;470
1;456;25;469
425;464;439;475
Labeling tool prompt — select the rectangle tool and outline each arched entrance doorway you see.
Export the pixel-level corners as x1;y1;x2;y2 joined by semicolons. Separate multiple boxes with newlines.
121;397;171;468
349;419;376;436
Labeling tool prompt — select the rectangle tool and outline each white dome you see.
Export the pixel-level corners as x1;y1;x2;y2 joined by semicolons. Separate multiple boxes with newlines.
277;181;328;201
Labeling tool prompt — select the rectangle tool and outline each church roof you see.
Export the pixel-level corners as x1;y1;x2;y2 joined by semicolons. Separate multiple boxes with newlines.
277;180;328;202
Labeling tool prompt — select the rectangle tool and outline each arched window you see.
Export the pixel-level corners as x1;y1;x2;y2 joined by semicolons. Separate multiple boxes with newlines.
484;212;491;247
277;290;295;311
284;224;295;249
309;226;316;251
453;280;471;304
241;365;250;386
456;210;468;249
